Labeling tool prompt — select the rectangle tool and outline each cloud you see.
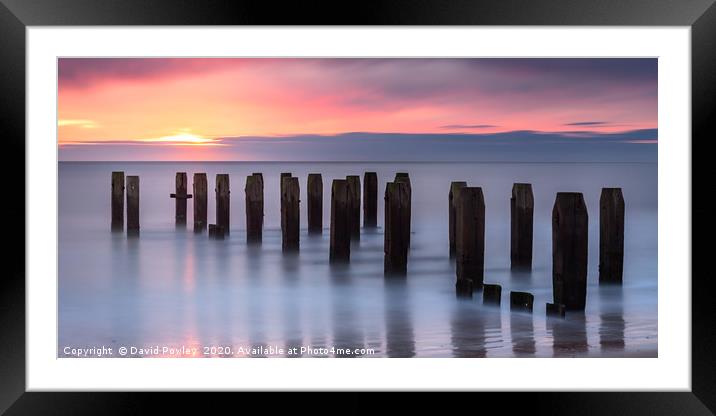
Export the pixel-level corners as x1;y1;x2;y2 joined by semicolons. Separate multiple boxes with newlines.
58;58;252;88
59;58;658;108
440;124;498;129
564;121;610;126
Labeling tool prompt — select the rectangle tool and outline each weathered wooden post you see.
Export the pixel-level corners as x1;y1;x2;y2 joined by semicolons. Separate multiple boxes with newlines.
394;173;411;248
510;291;534;313
552;192;588;311
245;173;264;242
455;187;486;294
126;175;140;235
363;172;378;228
170;172;192;226
193;173;207;232
511;183;534;270
216;174;230;235
280;172;292;230
384;181;410;276
111;171;124;231
281;176;300;251
449;181;467;257
483;284;502;305
330;179;350;263
395;172;410;183
600;188;625;284
307;174;323;234
280;172;291;197
346;175;361;240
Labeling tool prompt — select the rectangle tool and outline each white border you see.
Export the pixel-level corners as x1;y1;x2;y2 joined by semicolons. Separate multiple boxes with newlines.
27;27;690;391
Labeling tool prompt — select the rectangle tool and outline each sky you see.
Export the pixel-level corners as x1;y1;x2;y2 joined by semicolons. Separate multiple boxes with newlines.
58;58;657;162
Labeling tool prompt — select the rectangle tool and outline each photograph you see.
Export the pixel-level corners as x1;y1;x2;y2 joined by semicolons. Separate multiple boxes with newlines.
57;57;658;359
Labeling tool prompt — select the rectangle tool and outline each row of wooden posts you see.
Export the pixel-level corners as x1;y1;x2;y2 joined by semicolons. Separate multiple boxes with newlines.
110;171;625;316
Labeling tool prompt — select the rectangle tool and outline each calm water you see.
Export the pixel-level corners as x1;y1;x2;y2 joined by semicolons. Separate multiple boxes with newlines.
58;161;657;358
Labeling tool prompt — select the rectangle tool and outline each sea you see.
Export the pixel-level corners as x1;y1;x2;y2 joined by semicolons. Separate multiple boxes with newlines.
58;161;657;358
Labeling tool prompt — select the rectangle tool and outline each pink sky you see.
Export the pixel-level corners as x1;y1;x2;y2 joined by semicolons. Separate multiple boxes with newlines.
58;58;657;160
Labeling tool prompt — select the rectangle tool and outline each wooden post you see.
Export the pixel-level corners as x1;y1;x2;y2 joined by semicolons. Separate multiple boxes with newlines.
455;187;486;293
245;173;264;242
280;172;292;231
170;172;192;226
281;176;300;251
280;172;291;197
384;181;410;276
483;284;502;305
510;291;534;313
394;173;411;248
552;192;588;311
111;171;124;231
599;188;625;284
193;173;207;232
126;175;140;235
216;174;230;234
363;172;377;228
511;183;534;270
307;173;322;234
330;179;350;263
346;175;361;240
449;181;467;257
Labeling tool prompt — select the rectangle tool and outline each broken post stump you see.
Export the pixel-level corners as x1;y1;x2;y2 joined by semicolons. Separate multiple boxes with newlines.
193;173;207;232
346;175;361;240
170;172;192;226
363;172;377;228
208;224;225;240
455;187;486;291
126;175;140;235
245;173;264;243
546;302;566;318
449;181;467;257
216;174;230;234
510;291;534;313
111;171;125;231
384;181;410;276
511;183;534;270
281;176;300;251
330;179;350;263
552;192;588;311
599;188;625;284
394;173;411;248
307;173;323;234
482;284;502;305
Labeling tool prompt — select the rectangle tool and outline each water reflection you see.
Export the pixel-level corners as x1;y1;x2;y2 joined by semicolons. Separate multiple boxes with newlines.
450;300;488;357
510;312;536;356
117;235;142;353
245;238;267;357
330;263;365;357
281;248;302;357
599;286;625;352
383;279;416;357
549;312;589;357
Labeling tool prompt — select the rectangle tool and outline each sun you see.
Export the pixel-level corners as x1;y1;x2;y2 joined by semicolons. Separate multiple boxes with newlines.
141;129;218;145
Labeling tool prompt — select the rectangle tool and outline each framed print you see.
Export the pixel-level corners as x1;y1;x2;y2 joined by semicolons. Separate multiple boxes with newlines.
2;0;713;413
